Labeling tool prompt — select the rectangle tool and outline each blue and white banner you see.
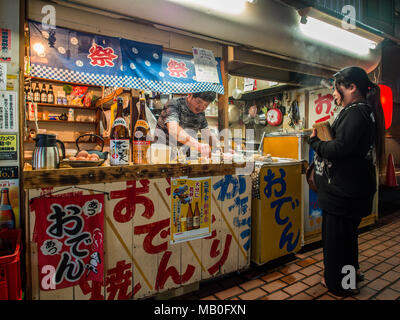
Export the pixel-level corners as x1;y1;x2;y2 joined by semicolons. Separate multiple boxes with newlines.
29;21;224;94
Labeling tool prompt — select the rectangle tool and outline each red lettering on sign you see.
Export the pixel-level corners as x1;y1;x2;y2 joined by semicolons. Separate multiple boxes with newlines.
111;180;154;223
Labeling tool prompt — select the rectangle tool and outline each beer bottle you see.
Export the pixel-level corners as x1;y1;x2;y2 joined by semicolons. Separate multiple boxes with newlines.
27;84;33;102
133;92;150;164
40;83;47;103
110;97;130;166
193;201;200;229
47;84;54;104
33;82;41;103
0;188;15;229
186;203;193;231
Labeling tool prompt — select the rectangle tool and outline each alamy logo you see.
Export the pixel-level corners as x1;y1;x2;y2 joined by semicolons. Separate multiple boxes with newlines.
41;5;56;30
341;5;356;30
341;265;356;290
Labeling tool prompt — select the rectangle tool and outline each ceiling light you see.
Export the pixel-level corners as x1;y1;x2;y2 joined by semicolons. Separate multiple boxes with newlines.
299;16;377;55
298;7;383;56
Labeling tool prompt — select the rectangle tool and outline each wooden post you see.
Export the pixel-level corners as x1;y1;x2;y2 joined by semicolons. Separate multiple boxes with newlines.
218;46;229;132
304;90;309;129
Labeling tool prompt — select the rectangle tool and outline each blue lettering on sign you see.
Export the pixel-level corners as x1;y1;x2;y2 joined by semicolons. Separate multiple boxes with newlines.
213;175;251;251
263;169;300;252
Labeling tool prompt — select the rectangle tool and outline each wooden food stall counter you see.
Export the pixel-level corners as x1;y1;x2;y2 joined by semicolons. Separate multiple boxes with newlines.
23;163;253;300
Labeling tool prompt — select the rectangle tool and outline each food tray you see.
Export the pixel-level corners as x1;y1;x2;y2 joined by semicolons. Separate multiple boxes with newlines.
63;158;105;167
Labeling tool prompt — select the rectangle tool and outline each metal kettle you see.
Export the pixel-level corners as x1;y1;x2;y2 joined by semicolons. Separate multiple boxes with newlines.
32;134;66;169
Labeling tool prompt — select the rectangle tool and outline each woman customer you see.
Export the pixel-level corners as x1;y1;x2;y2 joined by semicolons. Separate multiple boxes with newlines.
308;66;385;297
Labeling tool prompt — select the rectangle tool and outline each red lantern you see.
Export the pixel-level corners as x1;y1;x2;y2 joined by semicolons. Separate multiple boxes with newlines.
379;84;393;130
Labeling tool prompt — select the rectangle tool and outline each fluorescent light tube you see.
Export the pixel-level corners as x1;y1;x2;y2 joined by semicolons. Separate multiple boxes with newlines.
299;16;377;55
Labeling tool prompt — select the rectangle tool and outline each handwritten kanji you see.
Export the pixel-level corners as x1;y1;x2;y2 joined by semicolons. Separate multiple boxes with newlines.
87;43;118;67
105;260;132;300
166;58;189;78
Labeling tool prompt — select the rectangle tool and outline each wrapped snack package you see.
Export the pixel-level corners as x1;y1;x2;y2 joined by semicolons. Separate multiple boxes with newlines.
70;86;88;106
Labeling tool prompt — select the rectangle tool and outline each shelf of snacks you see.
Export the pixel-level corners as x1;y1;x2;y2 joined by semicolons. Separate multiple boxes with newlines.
27;120;97;124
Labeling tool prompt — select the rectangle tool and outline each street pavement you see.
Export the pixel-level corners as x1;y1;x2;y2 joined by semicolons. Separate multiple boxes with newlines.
174;209;400;300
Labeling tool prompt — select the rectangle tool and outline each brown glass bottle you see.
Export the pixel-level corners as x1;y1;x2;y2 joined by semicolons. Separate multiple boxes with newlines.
186;203;193;231
40;83;47;103
110;97;130;166
0;188;15;229
133;92;150;164
33;82;41;103
193;202;200;229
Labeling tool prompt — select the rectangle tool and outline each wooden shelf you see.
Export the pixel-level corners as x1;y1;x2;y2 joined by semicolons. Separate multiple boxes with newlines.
22;163;247;189
206;115;218;119
27;120;96;124
34;103;97;110
24;140;77;143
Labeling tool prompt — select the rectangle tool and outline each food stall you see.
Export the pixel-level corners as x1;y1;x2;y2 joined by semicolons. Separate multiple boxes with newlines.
1;0;386;300
19;13;256;300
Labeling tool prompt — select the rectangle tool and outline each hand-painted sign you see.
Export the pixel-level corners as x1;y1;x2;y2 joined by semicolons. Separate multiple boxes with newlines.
258;165;301;262
31;193;104;290
309;88;335;125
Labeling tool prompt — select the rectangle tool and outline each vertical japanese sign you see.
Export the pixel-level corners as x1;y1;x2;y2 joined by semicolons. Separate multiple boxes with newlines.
0;29;11;62
0;91;17;131
31;193;104;291
0;63;6;90
309;88;335;125
0;133;17;160
0;166;19;227
170;177;212;244
259;164;302;262
192;47;219;83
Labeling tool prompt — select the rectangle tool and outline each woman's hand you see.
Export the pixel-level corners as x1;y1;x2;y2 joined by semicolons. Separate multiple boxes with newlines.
310;128;317;138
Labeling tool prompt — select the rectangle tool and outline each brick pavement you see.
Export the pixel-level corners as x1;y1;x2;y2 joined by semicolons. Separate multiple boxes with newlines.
174;210;400;300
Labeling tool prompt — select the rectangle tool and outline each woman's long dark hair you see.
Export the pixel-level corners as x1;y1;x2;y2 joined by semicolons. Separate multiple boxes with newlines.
333;66;385;168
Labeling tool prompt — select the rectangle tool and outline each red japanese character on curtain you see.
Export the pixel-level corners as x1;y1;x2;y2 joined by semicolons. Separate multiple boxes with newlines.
166;58;189;78
87;43;118;67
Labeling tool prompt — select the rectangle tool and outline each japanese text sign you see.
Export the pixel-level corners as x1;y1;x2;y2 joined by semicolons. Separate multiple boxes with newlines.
259;165;302;262
192;47;219;84
0;91;17;132
31;193;104;290
0;133;17;160
170;177;212;244
309;88;335;125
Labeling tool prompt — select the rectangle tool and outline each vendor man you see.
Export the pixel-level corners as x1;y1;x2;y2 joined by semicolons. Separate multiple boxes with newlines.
155;91;218;156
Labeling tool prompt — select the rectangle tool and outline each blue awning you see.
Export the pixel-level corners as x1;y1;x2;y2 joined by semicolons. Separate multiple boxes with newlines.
28;21;224;94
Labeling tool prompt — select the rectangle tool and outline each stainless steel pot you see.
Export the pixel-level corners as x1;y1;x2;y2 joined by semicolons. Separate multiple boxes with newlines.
32;134;65;169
